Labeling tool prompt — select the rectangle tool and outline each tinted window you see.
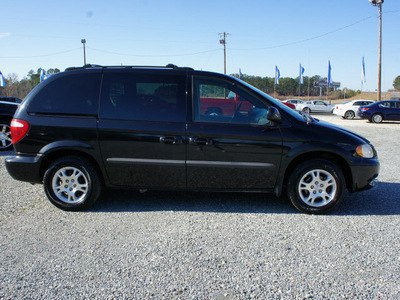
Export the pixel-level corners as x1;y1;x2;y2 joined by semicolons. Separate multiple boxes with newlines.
28;73;101;115
193;77;270;125
379;102;391;108
100;72;186;122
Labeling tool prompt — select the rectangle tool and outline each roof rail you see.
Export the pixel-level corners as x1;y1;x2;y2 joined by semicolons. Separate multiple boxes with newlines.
65;64;193;72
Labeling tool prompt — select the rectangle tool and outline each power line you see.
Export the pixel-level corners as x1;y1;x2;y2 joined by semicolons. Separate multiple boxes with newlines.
230;15;374;51
87;47;221;57
0;48;81;59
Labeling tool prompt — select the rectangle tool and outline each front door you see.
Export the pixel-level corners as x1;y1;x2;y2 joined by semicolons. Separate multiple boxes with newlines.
186;75;283;190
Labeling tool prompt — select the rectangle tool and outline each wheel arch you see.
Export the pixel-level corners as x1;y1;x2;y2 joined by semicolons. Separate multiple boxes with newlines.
281;151;352;195
205;107;223;115
39;149;105;186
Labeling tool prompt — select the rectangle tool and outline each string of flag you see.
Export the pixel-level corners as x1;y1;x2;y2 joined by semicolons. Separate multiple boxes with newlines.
0;71;5;87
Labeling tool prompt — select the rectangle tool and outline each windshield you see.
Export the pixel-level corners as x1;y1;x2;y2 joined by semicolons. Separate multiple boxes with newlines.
239;79;304;121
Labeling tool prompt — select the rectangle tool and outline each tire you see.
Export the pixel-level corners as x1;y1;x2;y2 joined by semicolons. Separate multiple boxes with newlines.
302;107;311;114
0;119;13;151
43;156;102;211
205;108;222;116
287;159;346;214
344;110;355;120
372;113;383;123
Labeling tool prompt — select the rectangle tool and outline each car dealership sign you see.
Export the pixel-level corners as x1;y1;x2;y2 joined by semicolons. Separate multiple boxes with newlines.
314;81;341;88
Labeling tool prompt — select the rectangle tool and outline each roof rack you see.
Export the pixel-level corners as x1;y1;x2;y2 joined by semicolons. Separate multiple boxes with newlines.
65;64;193;72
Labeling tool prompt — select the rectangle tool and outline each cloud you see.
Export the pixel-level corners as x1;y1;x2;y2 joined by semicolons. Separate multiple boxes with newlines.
0;33;11;38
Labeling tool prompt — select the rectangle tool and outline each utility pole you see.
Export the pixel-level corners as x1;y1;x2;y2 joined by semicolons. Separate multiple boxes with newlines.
219;32;231;74
368;0;383;101
378;3;382;101
81;39;87;66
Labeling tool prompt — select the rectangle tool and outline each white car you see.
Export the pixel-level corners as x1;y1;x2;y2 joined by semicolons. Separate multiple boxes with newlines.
282;99;304;109
297;100;335;114
333;100;374;119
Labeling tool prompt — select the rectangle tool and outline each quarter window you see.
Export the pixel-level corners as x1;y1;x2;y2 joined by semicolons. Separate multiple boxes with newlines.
28;73;101;115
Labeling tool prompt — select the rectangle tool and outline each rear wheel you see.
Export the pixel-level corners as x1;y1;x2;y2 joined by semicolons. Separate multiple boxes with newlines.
0;120;12;151
43;156;102;211
287;159;346;214
344;110;355;119
302;107;311;114
372;113;383;123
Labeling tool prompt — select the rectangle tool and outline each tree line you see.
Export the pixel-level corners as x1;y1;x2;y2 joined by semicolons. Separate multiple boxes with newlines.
0;68;60;99
231;73;359;99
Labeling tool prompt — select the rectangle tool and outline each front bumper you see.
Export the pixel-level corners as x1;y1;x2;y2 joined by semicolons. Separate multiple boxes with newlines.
349;158;380;192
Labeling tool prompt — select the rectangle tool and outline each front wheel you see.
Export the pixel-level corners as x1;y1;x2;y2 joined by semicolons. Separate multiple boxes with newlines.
302;107;311;114
287;159;346;214
43;156;102;211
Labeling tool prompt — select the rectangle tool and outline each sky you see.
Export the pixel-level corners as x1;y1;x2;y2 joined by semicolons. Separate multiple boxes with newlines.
1;0;399;92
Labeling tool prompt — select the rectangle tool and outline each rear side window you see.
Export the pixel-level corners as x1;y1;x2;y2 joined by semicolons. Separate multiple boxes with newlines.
99;71;186;122
28;73;101;115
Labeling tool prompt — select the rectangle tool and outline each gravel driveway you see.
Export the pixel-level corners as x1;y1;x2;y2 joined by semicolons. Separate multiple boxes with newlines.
1;115;399;299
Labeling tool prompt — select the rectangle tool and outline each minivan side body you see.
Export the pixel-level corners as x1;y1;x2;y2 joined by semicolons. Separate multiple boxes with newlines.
6;66;379;214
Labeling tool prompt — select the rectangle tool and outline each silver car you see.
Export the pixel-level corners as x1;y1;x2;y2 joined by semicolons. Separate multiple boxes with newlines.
297;100;335;114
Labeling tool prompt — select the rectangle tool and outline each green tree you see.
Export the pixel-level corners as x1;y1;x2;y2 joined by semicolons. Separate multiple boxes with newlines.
27;68;60;89
393;76;400;90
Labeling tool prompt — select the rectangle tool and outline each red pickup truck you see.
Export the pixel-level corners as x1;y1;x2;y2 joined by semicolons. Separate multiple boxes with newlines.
200;92;253;116
200;92;295;116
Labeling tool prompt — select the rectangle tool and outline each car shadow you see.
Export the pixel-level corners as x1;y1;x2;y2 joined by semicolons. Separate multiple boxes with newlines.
91;181;400;216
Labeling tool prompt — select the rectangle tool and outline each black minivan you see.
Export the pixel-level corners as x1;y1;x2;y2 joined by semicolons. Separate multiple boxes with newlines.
5;65;379;214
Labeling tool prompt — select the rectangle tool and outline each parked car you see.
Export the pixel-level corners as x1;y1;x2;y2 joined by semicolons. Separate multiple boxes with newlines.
282;99;304;110
333;100;374;119
200;91;253;116
0;97;22;150
5;65;379;214
281;101;296;109
297;100;335;114
358;100;400;123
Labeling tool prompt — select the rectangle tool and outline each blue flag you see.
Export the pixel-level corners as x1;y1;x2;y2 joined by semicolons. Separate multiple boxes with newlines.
361;56;366;85
40;68;46;82
0;71;5;87
239;68;242;79
328;60;332;85
299;64;305;84
275;66;280;85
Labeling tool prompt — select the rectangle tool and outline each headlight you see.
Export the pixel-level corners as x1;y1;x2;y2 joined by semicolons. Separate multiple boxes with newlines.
356;144;374;158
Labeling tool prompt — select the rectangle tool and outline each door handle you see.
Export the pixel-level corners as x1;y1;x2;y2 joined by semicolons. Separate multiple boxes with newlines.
160;136;180;145
189;137;211;146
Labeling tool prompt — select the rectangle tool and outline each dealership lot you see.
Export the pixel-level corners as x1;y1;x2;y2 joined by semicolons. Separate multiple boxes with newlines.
1;115;399;298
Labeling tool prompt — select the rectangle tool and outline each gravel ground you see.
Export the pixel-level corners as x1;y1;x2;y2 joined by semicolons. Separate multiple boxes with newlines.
1;115;399;299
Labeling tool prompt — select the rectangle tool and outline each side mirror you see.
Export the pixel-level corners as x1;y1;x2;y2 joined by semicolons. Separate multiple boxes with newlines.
267;107;282;124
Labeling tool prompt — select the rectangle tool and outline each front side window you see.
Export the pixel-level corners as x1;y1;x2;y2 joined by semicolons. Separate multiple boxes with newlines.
100;72;186;122
193;77;270;125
